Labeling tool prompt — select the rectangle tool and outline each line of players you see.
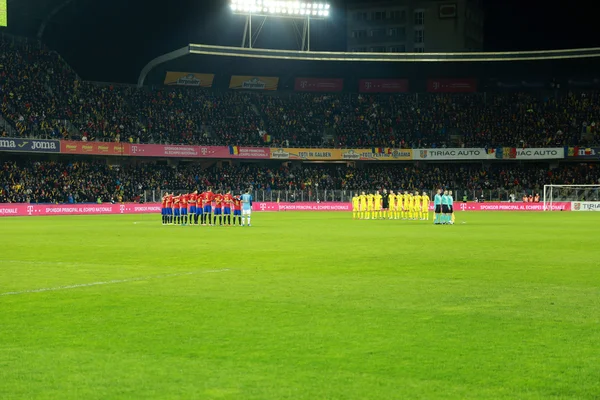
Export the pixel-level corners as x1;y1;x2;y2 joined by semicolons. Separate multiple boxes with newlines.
161;189;251;226
352;190;431;221
352;189;455;225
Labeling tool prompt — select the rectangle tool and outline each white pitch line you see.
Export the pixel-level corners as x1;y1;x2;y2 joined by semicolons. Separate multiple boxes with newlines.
0;269;230;297
0;259;135;268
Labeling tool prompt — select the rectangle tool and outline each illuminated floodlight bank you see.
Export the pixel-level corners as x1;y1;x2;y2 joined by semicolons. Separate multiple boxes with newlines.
230;0;330;51
230;0;331;18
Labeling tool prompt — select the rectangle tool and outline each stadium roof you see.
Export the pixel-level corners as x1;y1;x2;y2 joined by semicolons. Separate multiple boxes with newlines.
6;0;600;85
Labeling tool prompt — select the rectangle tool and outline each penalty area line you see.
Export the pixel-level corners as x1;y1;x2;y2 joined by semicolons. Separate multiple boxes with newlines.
0;268;231;297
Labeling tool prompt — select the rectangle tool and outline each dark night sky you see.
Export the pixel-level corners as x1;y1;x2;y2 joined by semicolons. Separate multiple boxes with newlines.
4;0;600;83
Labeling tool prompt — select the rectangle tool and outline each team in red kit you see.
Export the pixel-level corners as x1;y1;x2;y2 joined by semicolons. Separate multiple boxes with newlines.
161;188;244;226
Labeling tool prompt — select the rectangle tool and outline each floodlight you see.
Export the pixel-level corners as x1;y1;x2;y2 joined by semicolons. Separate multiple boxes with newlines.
231;0;330;17
232;0;331;52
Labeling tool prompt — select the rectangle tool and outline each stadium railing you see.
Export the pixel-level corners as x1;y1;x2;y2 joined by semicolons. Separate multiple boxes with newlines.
142;189;540;204
248;189;527;203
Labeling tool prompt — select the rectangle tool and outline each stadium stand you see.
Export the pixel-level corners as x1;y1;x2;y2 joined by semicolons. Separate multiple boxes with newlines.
2;160;599;204
1;35;599;148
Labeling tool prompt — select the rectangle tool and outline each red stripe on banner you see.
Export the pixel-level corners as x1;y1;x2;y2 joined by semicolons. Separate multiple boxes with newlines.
126;144;270;159
294;78;344;92
0;203;161;217
427;78;477;93
359;79;409;93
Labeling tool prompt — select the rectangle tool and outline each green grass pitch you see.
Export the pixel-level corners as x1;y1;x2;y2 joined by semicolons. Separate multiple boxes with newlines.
1;211;600;399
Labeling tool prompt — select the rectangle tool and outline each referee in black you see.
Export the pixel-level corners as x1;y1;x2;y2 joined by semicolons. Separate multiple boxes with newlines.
382;189;390;219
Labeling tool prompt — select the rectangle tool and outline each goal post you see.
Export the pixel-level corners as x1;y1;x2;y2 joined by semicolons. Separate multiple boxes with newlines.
543;184;600;211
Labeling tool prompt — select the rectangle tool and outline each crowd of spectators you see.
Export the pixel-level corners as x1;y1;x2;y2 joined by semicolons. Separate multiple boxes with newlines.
0;36;75;139
2;35;600;148
2;159;599;204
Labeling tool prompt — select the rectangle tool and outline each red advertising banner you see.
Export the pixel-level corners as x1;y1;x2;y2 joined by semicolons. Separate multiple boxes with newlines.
252;202;352;212
254;202;571;212
427;78;477;93
0;201;572;217
61;141;130;156
0;203;161;217
127;144;270;159
294;78;344;92
455;202;570;211
359;79;409;93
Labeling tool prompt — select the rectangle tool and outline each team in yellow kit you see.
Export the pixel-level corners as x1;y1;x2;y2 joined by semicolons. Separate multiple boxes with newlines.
351;190;430;220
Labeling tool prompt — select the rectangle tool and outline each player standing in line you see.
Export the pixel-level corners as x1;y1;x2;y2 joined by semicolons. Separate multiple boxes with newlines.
401;191;408;219
374;190;382;219
352;193;360;219
434;189;442;225
173;194;181;225
422;191;431;220
441;190;451;224
449;190;455;224
232;194;242;226
396;189;404;219
241;189;253;227
180;192;189;225
201;188;214;226
405;191;413;220
388;190;396;219
214;191;224;226
166;193;173;224
161;193;168;225
414;191;422;220
188;190;198;225
359;191;367;220
195;191;203;226
366;192;374;220
223;191;233;226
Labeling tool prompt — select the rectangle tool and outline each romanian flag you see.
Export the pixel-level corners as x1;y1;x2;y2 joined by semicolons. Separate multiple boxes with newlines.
262;134;271;143
229;146;240;155
567;147;579;157
372;147;384;154
495;147;516;159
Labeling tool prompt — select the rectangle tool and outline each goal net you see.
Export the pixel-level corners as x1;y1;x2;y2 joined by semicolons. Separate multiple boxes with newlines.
543;185;600;211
